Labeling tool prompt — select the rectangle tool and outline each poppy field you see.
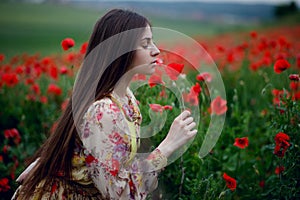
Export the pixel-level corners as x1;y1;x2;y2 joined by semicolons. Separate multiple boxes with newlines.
1;3;300;200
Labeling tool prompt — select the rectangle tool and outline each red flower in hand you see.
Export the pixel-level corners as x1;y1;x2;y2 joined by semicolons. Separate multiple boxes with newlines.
223;173;237;191
233;137;249;149
274;59;290;74
61;38;75;51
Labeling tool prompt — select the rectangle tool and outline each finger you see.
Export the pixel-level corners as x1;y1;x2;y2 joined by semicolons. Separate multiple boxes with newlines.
188;129;198;137
186;122;196;131
183;117;193;125
179;110;191;121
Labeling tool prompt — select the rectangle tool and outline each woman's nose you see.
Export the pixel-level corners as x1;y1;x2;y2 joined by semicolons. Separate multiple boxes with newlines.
151;44;160;57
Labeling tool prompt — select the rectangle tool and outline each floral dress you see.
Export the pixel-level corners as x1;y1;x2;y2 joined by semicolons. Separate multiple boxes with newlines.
12;88;167;200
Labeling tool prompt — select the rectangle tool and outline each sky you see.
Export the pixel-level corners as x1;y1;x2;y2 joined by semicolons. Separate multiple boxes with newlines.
88;0;300;5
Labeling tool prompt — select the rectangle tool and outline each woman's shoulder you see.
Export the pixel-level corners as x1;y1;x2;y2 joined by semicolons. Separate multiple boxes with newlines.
85;96;121;116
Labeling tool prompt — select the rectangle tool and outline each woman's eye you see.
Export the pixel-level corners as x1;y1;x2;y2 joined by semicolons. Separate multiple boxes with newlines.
141;39;153;49
142;44;149;49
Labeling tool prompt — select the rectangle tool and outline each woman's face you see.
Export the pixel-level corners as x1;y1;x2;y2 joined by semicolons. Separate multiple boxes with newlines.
130;25;160;75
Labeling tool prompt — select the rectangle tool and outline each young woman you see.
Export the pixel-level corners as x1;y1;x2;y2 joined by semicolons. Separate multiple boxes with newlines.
12;9;197;200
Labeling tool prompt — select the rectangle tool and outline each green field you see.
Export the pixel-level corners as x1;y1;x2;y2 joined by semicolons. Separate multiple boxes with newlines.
0;2;253;58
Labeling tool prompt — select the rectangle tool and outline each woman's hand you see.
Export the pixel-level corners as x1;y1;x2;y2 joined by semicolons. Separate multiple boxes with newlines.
157;110;197;158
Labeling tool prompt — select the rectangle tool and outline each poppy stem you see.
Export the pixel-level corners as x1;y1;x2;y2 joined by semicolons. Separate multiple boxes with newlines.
236;150;241;173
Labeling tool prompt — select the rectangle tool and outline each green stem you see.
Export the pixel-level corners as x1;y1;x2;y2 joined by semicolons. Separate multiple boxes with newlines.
236;150;241;173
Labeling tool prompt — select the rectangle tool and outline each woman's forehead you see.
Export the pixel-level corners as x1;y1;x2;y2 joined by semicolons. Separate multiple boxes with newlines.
142;25;152;39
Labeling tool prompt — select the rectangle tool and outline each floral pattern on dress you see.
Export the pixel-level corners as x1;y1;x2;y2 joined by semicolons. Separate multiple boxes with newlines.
12;88;167;200
78;88;168;200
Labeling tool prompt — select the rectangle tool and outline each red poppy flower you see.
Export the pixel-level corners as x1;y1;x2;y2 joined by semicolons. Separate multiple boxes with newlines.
297;53;300;68
233;137;249;149
40;96;48;104
223;173;237;191
41;57;52;66
289;74;299;81
0;178;11;192
47;83;62;96
227;52;234;63
31;83;41;94
274;132;290;158
271;89;280;97
290;82;299;91
211;96;227;115
293;91;300;101
61;38;75;51
274;59;290;74
163;105;173;111
66;52;75;62
60;66;68;75
49;65;58;80
15;66;24;74
216;45;225;52
184;90;199;106
275;166;285;175
80;42;88;54
196;72;212;83
26;78;34;85
2;145;9;154
250;31;257;39
149;104;164;113
274;132;290;144
165;63;184;81
4;128;21;145
259;180;265;188
0;53;5;62
2;73;19;87
191;82;201;95
148;74;164;88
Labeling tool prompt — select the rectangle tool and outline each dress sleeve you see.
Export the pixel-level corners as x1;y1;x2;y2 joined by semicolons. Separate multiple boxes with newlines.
79;98;167;199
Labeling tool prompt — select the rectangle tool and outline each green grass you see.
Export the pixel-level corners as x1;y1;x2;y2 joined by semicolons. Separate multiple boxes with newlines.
0;2;104;57
0;2;251;59
3;2;298;59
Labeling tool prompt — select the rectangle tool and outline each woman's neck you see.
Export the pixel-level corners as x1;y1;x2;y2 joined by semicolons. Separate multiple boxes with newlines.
113;71;134;98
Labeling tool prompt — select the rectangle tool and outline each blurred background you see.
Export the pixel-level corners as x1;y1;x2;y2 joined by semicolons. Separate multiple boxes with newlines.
0;0;299;58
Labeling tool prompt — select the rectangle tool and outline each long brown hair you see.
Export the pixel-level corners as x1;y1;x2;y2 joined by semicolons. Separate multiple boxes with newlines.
18;9;150;199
